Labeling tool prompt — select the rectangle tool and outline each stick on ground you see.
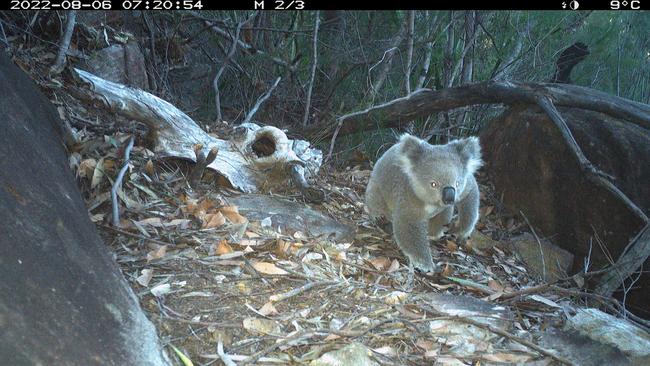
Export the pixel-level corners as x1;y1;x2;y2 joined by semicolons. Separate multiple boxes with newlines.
111;136;135;226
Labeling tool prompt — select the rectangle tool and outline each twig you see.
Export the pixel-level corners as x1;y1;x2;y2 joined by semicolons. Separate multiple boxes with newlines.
325;119;344;162
268;280;337;302
0;19;8;48
242;76;281;125
99;224;176;248
189;145;219;188
217;337;238;366
404;10;415;94
190;11;293;71
287;163;325;204
214;12;256;122
240;330;319;366
499;282;554;300
51;11;77;74
596;224;650;297
302;12;320;127
111;136;135;226
445;276;494;295
520;210;546;280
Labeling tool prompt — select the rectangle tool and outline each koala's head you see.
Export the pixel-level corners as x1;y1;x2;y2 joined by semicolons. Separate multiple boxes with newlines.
398;134;483;206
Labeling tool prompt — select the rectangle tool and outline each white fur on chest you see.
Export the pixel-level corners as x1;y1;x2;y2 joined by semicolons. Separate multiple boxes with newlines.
423;204;445;218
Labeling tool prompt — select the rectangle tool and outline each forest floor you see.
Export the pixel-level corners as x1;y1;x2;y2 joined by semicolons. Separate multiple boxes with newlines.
14;48;633;366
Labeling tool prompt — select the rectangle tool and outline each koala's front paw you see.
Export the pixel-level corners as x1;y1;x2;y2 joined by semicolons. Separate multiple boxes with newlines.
409;256;439;274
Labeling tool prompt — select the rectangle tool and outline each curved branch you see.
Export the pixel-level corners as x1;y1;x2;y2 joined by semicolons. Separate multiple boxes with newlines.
309;81;650;140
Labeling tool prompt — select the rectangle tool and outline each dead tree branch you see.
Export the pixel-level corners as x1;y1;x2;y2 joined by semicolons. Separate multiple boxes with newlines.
596;224;650;297
368;20;407;100
214;13;255;122
416;12;439;89
51;11;77;74
312;81;650;140
242;76;281;125
189;145;219;188
302;12;320;127
404;11;415;94
190;11;294;71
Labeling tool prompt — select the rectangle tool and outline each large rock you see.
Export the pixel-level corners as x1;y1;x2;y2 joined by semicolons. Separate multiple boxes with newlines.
83;41;149;90
0;54;168;364
508;233;574;282
230;194;355;242
481;106;649;316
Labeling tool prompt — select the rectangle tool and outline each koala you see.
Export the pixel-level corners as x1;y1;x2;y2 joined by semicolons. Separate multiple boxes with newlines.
365;134;483;272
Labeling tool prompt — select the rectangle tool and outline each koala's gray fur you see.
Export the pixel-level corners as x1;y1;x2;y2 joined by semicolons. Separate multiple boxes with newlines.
365;134;483;272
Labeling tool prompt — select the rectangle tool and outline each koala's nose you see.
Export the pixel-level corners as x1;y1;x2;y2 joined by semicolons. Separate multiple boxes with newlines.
442;187;455;205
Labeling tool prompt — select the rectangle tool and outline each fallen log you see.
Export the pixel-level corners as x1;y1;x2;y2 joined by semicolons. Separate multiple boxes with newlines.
71;69;323;200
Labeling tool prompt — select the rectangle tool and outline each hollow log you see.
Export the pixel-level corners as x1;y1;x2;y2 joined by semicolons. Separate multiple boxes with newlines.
71;69;322;195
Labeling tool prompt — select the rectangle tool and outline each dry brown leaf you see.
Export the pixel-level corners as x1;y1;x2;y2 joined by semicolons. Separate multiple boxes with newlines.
274;239;292;258
219;206;247;224
78;158;97;178
138;217;163;227
446;240;458;252
251;261;288;275
333;250;347;261
424;348;441;359
488;279;504;292
91;157;105;189
324;334;341;341
384;291;408;305
482;353;532;363
441;263;454;277
144;159;154;176
387;259;400;272
369;256;391;271
488;291;504;301
245;231;260;238
136;269;154;287
102;159;116;174
212;239;233;255
242;317;281;335
165;219;191;229
201;212;226;229
237;281;251;295
415;339;436;351
147;245;167;262
258;302;279;316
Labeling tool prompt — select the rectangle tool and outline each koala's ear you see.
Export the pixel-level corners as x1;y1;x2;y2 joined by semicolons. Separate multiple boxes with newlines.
450;136;483;174
399;134;426;163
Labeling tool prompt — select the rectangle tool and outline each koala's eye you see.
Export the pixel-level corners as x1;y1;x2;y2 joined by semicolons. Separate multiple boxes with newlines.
455;180;460;188
430;181;438;188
